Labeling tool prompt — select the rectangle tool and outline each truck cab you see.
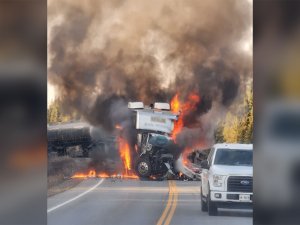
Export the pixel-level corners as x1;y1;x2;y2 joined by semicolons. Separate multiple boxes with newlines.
200;143;253;216
128;102;179;179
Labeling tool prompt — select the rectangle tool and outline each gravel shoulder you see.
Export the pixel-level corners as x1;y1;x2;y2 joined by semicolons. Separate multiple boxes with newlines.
48;156;91;197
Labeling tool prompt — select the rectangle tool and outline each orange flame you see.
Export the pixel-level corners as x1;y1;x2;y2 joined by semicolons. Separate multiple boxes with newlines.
183;158;188;165
118;137;132;173
182;148;194;166
171;94;180;113
115;124;122;130
117;137;139;178
98;173;111;178
120;174;139;179
72;169;97;178
72;171;138;179
171;93;200;140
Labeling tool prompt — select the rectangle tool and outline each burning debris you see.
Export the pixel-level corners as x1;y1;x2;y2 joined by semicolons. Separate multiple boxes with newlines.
71;169;138;179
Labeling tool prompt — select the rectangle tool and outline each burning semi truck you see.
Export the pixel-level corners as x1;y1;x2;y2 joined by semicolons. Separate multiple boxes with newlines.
48;100;200;180
128;102;181;179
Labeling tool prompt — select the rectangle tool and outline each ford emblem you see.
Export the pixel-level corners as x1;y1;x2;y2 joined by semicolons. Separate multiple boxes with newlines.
240;180;250;185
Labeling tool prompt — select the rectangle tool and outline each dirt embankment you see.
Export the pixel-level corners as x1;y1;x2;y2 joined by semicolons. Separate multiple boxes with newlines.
48;155;91;197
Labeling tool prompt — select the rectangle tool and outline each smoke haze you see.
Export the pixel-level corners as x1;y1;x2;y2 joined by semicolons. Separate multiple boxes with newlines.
48;0;252;148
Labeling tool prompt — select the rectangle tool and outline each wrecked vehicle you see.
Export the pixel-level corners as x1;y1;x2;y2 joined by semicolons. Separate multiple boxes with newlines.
128;102;179;179
47;122;92;157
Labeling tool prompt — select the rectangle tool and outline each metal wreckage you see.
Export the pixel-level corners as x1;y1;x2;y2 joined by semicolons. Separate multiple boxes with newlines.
128;102;199;180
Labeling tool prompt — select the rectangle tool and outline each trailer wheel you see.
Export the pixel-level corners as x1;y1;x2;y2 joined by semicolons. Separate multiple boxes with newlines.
135;157;152;178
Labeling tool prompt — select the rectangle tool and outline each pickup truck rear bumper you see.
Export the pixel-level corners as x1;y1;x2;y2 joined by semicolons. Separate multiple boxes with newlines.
216;201;253;209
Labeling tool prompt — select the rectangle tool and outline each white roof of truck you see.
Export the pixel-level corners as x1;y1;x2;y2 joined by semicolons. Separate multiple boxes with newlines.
135;108;178;120
213;143;253;150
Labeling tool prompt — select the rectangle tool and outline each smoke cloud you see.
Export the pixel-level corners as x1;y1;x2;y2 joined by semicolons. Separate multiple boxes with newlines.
48;0;252;150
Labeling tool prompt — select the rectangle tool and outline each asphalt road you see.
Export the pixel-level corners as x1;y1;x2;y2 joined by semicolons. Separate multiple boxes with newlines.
48;178;252;225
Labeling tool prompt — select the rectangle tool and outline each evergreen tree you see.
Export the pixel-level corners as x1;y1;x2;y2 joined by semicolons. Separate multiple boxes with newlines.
218;86;253;144
214;122;224;143
222;112;240;143
48;99;81;124
48;101;59;123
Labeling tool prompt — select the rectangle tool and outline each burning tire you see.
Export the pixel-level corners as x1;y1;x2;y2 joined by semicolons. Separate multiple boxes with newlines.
135;157;152;178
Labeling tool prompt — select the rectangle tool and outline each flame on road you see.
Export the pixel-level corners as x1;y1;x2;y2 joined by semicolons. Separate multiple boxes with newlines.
72;170;138;179
71;170;97;178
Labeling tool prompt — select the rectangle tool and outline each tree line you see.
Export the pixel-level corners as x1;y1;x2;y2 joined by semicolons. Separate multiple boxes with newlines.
215;86;253;143
47;99;80;124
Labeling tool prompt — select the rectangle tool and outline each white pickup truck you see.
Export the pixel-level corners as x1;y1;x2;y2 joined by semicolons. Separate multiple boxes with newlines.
200;143;253;216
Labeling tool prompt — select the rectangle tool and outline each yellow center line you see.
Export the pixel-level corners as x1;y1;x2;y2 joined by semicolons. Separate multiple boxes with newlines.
164;181;178;225
156;181;174;225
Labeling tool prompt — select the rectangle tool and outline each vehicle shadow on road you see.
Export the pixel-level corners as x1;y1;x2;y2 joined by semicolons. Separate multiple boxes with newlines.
217;209;253;218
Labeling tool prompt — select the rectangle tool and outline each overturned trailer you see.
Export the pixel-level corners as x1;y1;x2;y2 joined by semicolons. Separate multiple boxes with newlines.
48;122;94;156
128;102;180;179
48;122;117;157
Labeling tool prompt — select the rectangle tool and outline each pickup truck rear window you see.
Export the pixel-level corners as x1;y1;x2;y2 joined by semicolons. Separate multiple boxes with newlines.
214;149;253;166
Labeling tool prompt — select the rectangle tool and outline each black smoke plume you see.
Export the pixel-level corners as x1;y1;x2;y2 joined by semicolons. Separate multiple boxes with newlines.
48;0;252;154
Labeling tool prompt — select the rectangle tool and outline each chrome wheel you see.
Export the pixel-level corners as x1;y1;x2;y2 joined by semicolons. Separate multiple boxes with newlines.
138;162;149;175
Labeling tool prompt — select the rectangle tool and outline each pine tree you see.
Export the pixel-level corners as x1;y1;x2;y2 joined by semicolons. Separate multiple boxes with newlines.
48;100;59;123
244;87;253;143
222;112;240;143
215;122;224;143
47;99;80;124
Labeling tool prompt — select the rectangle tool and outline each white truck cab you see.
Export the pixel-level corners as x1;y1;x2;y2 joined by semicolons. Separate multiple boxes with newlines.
200;143;253;216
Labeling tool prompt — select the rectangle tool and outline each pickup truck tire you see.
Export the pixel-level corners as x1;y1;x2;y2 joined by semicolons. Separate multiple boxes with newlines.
135;156;152;178
208;191;218;216
200;186;208;212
